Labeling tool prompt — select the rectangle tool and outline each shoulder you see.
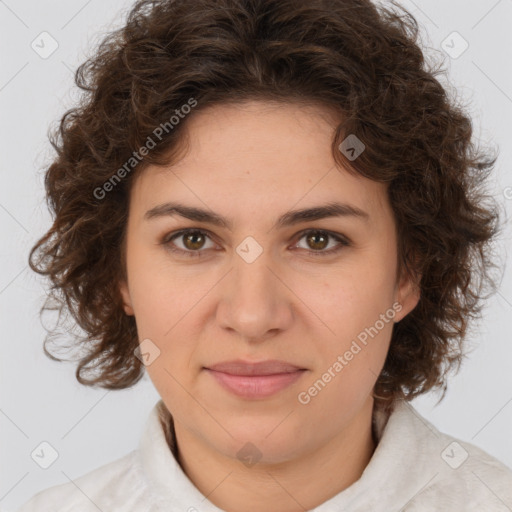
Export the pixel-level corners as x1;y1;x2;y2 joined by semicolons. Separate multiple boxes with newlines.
390;402;512;510
15;450;156;512
417;437;512;510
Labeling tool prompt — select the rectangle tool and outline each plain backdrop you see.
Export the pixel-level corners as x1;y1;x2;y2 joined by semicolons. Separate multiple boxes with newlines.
1;0;511;510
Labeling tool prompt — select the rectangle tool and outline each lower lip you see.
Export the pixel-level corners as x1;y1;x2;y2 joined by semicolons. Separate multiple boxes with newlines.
205;369;306;399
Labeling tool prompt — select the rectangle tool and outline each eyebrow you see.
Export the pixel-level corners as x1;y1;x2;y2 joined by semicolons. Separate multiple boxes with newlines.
144;201;370;230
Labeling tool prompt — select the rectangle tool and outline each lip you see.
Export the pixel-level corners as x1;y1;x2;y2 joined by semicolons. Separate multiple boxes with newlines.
206;359;305;375
204;359;307;399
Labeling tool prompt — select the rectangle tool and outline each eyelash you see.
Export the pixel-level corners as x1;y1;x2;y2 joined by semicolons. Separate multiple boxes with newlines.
160;228;351;258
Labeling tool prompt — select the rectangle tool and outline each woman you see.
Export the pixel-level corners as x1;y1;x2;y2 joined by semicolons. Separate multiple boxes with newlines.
20;0;512;510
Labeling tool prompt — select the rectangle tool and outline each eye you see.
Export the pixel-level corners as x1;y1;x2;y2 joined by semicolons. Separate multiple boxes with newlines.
160;229;216;258
162;229;217;258
294;229;350;256
161;228;350;258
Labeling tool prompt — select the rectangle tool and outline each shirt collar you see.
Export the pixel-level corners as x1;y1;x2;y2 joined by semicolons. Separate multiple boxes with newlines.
137;398;445;511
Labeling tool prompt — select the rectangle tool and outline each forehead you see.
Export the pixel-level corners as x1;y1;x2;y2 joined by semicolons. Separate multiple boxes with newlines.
130;101;390;225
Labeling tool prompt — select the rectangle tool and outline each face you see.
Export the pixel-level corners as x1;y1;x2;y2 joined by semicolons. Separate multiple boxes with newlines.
119;100;420;464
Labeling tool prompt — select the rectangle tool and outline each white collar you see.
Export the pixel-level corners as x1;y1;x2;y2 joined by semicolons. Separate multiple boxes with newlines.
135;398;471;510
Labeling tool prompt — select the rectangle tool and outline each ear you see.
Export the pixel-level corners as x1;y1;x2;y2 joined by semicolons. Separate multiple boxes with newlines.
393;264;421;323
119;279;135;316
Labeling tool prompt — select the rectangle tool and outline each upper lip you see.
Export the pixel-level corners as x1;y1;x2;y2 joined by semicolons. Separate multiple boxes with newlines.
205;359;306;376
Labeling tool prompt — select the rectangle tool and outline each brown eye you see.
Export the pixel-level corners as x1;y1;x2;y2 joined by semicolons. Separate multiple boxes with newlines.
181;231;207;250
162;228;350;259
295;229;350;256
305;231;329;251
163;229;216;257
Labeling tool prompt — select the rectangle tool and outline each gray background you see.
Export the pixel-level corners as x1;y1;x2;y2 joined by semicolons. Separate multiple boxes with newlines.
1;0;511;510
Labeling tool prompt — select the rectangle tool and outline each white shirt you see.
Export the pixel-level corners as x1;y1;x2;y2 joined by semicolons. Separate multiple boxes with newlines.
16;398;512;511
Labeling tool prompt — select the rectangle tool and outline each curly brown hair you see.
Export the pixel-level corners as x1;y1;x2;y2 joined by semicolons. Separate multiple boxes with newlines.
28;0;502;409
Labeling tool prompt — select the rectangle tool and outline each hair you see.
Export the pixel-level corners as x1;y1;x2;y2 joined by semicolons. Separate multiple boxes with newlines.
29;0;503;410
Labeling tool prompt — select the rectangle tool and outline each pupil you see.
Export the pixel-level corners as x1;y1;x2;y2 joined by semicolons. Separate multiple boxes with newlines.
308;232;327;250
185;232;204;250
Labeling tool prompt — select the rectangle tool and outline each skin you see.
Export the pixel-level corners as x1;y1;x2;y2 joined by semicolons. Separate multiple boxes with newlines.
119;100;420;512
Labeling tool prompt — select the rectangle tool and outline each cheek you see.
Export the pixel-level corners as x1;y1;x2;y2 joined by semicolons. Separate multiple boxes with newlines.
127;264;200;415
295;257;396;396
300;259;396;339
125;242;189;333
125;248;208;369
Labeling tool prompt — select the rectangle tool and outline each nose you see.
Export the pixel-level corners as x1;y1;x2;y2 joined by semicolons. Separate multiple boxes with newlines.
216;249;294;343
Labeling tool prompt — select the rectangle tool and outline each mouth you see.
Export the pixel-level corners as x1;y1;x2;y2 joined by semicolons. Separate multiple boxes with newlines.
203;359;308;399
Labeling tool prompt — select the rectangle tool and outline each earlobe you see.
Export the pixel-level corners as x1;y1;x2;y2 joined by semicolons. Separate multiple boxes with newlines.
119;280;134;316
393;268;421;323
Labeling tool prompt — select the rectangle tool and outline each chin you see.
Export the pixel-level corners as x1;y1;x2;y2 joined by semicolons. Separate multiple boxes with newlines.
209;416;305;464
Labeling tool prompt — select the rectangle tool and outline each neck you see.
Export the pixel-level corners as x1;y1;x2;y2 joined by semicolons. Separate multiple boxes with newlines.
171;396;377;512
